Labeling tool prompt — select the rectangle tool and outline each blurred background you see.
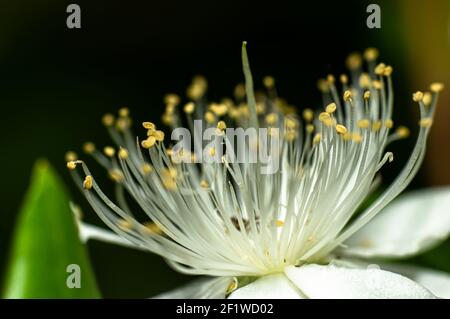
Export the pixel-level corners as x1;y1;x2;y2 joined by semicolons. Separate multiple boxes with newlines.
0;0;449;297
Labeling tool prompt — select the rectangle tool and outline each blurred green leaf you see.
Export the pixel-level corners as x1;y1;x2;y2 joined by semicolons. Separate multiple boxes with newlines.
3;159;100;298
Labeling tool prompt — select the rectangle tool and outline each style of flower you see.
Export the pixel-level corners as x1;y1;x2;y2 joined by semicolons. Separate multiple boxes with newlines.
66;43;450;298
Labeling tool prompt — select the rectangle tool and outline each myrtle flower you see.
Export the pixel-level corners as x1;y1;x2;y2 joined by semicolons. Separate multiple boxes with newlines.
66;43;450;298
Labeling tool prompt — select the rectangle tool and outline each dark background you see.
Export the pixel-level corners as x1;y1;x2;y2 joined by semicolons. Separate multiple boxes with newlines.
1;0;449;297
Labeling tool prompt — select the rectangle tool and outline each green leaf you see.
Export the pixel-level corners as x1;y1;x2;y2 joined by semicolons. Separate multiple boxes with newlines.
3;159;100;298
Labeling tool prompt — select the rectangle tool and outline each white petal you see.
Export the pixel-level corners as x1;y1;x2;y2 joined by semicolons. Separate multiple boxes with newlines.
284;264;436;299
228;274;304;299
153;277;234;299
343;187;450;258
379;263;450;299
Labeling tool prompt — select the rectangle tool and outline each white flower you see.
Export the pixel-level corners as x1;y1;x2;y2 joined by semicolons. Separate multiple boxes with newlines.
67;43;450;298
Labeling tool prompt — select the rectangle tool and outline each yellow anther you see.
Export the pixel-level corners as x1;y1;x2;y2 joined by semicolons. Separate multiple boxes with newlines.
372;120;382;131
319;112;330;122
143;221;164;235
430;82;444;93
265;113;278;125
65;151;78;162
374;63;386;75
284;130;297;142
285;117;298;129
336;124;348;135
302;108;314;122
383;65;393;76
352;132;363;143
327;74;335;84
161;168;177;190
109;169;124;182
183;102;195;114
396;126;410;138
217;120;227;131
346;52;362;70
118;219;132;231
141;136;156;149
419;118;433;128
204;111;215;123
83;175;93;190
343;90;352;102
412;91;424;102
209;147;216;157
142;121;156;130
363;90;371;100
154;130;165;142
104;146;115;157
164;93;180;106
372;80;383;90
357;119;370;129
359;73;371;89
313;133;321;144
326;102;337;114
422;92;432;106
200;180;209;189
275;220;284;227
256;102;266;115
340;74;348;85
83;142;96;154
234;83;246;100
116;117;131;131
118;107;129;117
102;113;115;127
306;124;314;133
118;148;129;159
142;163;153;175
210;103;228;116
317;79;329;93
385;119;394;129
263;76;275;89
363;47;379;61
66;161;77;170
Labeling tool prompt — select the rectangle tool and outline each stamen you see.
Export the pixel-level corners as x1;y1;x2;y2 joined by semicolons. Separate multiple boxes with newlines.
335;124;348;135
66;161;77;170
430;82;444;93
102;113;115;127
412;91;424;102
363;47;379;61
302;109;314;122
184;102;195;114
263;76;275;89
65;151;78;162
343;90;352;102
325;103;337;114
104;146;115;157
83;175;93;190
83;142;96;154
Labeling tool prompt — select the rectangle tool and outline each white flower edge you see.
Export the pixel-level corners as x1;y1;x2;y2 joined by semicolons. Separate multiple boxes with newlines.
378;262;450;299
342;187;450;259
229;264;436;299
